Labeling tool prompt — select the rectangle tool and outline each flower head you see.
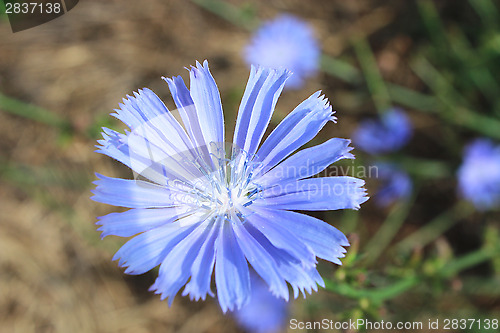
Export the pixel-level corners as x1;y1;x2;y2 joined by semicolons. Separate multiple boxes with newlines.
233;273;288;333
92;60;368;312
244;14;320;89
374;163;412;207
458;139;500;210
353;108;412;154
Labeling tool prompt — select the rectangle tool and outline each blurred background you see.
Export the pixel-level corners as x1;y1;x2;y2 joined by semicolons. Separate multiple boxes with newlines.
1;0;499;332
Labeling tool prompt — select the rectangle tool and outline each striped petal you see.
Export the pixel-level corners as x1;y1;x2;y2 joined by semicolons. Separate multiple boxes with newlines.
96;207;192;238
215;221;251;312
250;207;349;264
112;223;198;275
150;219;213;305
257;176;368;211
189;60;225;148
244;222;324;298
254;138;354;187
91;174;177;208
232;215;289;300
233;66;290;156
254;91;335;176
182;217;221;301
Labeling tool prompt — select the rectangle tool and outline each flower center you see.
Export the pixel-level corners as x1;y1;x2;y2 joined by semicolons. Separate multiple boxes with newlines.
216;187;236;213
196;145;262;217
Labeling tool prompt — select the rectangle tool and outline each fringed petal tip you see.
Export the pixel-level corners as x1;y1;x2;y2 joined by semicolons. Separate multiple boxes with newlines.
181;287;215;302
249;63;294;78
353;187;370;210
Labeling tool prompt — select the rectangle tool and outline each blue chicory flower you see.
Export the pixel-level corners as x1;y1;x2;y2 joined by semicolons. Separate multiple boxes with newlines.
233;273;288;333
374;163;412;207
244;14;320;89
458;139;500;210
353;108;412;154
92;60;368;312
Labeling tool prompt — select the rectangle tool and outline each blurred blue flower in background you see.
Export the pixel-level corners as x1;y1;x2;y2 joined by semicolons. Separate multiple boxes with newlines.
353;108;412;154
375;163;412;207
458;139;500;210
233;273;288;333
92;60;368;312
244;14;320;89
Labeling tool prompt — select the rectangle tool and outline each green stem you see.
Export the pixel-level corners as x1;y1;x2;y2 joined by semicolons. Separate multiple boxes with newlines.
396;202;474;253
363;198;414;265
326;246;498;302
386;83;438;111
320;55;361;85
439;246;499;279
352;38;391;113
390;155;451;179
0;92;70;130
324;275;419;303
468;0;499;31
417;0;449;52
190;0;258;30
412;57;500;139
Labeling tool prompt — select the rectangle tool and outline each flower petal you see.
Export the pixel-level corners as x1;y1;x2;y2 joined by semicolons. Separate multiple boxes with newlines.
182;217;221;301
112;90;165;130
215;221;250;312
91;174;177;208
150;219;213;305
250;207;348;264
254;91;335;176
241;206;316;268
257;176;368;211
112;223;198;275
97;128;208;187
233;66;290;156
232;215;289;300
114;89;196;156
233;272;288;333
105;87;213;185
96;128;170;185
164;75;213;169
96;207;192;238
189;60;225;147
244;222;324;298
254;138;354;187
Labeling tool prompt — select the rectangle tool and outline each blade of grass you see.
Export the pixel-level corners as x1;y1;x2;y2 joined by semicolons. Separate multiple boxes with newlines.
352;37;391;113
468;0;499;31
326;245;498;303
363;197;414;265
393;156;451;179
396;202;474;254
446;26;500;104
0;1;7;20
417;0;449;55
439;245;499;279
386;83;438;111
0;92;70;130
190;0;259;30
320;54;361;85
324;275;419;304
412;57;500;139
